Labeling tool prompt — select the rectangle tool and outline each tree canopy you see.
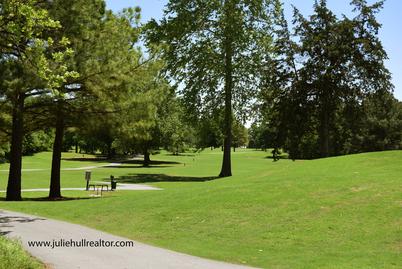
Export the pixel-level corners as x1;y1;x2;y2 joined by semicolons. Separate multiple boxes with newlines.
146;0;282;176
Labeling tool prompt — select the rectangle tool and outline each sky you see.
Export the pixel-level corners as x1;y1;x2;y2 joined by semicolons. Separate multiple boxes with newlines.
105;0;402;100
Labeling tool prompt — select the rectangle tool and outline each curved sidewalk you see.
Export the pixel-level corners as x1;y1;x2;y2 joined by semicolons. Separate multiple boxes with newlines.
0;210;256;269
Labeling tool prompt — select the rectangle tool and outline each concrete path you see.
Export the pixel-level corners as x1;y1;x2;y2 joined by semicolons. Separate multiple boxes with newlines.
0;210;254;269
0;183;162;193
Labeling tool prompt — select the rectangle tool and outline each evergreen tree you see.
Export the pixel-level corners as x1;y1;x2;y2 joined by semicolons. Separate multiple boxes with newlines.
0;0;77;200
259;0;394;159
44;1;143;199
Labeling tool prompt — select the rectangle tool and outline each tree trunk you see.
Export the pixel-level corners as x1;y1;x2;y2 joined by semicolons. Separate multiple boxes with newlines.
143;149;150;167
49;102;65;199
219;5;234;178
6;93;25;201
233;146;236;152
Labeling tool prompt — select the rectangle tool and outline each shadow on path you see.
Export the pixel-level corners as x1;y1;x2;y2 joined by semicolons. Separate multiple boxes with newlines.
0;213;45;235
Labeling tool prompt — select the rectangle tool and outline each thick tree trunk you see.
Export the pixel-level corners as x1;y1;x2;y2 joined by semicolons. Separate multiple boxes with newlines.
6;93;25;201
219;10;234;177
49;102;65;199
143;149;150;167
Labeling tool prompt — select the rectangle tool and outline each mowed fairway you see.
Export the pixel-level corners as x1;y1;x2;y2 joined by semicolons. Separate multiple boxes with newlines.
1;149;402;268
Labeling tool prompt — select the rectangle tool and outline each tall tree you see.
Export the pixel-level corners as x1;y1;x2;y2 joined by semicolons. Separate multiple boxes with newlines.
146;0;281;177
44;2;143;199
0;0;76;201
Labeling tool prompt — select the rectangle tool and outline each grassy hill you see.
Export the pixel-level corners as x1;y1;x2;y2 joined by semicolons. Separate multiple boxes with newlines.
1;149;401;268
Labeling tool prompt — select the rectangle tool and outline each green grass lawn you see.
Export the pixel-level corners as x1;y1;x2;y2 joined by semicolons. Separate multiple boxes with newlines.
1;149;402;268
0;236;43;269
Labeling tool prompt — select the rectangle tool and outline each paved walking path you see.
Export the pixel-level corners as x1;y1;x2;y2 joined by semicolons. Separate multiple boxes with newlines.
0;210;254;269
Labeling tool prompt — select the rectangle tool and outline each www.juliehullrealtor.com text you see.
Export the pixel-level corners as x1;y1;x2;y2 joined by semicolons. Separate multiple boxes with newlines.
28;239;134;249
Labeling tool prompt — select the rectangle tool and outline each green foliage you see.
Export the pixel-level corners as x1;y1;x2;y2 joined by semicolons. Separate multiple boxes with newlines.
196;115;223;149
258;0;396;159
248;122;270;149
0;0;79;93
146;0;283;175
22;130;54;156
0;144;9;163
360;91;402;151
146;0;280;112
158;95;196;155
232;120;249;148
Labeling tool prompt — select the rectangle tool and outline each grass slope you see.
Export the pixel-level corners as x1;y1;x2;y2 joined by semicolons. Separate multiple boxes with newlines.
0;236;43;269
1;149;402;268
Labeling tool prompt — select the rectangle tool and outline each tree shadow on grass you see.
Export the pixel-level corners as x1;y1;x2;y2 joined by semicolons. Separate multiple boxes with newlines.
121;160;181;165
62;157;109;162
115;174;218;184
101;165;175;169
166;153;196;157
61;158;182;169
0;196;105;202
102;159;182;169
265;155;289;160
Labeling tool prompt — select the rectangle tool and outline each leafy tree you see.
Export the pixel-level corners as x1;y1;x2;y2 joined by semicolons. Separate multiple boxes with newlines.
159;94;196;155
232;120;248;151
360;91;402;151
146;0;282;177
0;0;77;201
196;113;224;150
22;130;54;155
115;61;171;166
43;2;143;199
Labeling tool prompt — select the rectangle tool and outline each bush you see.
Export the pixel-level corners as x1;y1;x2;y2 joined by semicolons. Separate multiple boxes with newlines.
22;130;54;156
